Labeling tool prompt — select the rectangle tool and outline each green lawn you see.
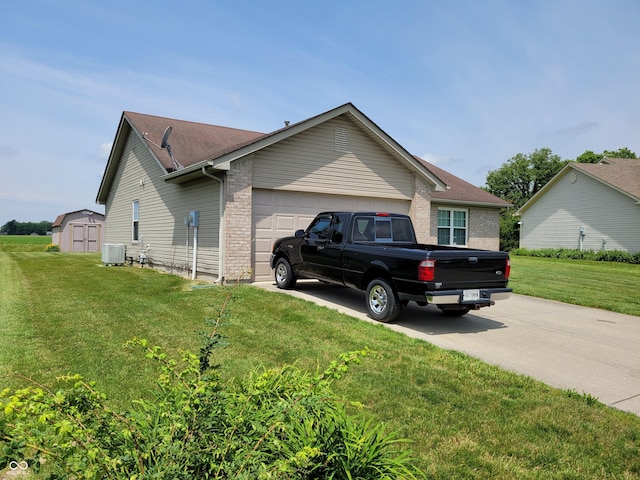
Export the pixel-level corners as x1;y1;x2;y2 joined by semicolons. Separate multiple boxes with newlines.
1;249;639;479
509;255;640;316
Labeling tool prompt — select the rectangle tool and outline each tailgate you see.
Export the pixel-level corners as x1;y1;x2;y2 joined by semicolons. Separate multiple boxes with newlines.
430;250;510;289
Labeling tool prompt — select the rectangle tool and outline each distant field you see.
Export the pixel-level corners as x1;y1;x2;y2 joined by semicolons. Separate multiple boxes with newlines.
0;235;52;252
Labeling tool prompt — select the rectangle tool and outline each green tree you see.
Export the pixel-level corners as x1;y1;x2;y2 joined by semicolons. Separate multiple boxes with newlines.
0;220;18;235
576;147;637;163
0;220;52;235
484;148;567;251
485;147;567;210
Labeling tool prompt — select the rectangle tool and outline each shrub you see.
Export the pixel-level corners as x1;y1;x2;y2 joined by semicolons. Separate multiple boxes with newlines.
45;244;60;252
0;285;423;479
511;248;639;264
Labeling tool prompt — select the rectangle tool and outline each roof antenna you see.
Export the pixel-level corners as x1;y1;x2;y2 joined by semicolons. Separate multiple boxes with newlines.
161;126;183;171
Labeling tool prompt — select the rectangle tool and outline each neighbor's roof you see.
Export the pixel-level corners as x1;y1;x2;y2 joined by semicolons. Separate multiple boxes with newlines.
517;158;640;215
415;156;512;208
572;158;640;199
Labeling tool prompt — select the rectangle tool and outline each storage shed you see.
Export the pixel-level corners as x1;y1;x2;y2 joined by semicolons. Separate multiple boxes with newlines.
51;209;105;252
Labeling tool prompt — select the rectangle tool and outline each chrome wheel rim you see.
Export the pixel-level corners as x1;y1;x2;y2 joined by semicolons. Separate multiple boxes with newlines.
275;263;288;284
369;284;387;314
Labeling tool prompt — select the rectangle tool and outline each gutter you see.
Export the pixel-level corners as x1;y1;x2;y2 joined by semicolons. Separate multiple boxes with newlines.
201;166;225;284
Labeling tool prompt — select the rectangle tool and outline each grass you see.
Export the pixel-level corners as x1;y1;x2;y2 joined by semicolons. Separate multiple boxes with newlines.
1;247;639;478
0;235;52;252
509;255;640;316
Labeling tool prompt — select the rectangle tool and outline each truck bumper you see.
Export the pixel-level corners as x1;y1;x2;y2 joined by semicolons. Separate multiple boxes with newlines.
426;288;512;306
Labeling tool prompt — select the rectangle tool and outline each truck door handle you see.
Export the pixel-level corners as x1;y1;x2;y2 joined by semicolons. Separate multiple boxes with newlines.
468;256;478;263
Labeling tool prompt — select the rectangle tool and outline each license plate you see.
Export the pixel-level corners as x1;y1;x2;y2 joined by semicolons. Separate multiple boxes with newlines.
463;289;480;301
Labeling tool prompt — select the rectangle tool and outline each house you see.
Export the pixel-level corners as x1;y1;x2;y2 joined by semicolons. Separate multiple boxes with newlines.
516;158;640;252
96;103;510;282
51;209;105;252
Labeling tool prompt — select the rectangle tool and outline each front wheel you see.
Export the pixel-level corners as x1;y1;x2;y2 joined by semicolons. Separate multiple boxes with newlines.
274;258;297;289
366;278;401;323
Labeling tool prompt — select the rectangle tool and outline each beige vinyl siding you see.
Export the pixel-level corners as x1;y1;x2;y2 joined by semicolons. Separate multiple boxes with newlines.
105;131;221;276
253;116;414;199
521;170;640;252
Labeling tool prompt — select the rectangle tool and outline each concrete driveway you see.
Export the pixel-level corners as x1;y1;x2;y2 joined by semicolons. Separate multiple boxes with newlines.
255;280;640;416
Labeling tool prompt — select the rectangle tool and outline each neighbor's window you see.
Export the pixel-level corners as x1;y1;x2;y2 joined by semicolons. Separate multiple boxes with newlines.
132;200;140;242
437;208;467;246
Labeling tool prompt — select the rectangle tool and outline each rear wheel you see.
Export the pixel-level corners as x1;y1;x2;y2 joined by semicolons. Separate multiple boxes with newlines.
274;258;297;289
437;305;471;317
366;278;401;323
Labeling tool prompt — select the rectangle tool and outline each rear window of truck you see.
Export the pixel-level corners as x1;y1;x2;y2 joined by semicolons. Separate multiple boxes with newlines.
351;216;413;243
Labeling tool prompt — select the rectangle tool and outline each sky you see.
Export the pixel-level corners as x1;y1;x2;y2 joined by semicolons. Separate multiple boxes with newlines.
2;1;639;226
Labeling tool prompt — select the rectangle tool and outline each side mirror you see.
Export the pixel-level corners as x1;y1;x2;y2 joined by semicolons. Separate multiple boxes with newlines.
295;229;305;238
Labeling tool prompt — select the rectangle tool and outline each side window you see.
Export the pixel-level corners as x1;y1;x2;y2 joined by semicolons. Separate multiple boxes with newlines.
352;216;374;241
329;213;349;243
132;200;140;242
307;215;332;240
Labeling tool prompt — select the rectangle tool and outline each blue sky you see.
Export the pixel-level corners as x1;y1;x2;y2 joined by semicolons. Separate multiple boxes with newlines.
2;1;639;226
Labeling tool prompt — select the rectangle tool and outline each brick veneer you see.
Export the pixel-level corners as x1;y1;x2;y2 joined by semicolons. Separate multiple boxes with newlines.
409;176;433;244
224;156;253;280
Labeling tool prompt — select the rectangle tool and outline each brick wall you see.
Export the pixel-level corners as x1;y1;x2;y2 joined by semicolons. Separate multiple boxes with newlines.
224;156;253;280
429;204;501;250
409;177;433;243
468;207;501;250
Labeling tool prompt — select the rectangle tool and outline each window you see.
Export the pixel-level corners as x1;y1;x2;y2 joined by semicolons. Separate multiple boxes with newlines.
351;216;414;243
307;214;332;240
437;208;467;246
132;200;139;242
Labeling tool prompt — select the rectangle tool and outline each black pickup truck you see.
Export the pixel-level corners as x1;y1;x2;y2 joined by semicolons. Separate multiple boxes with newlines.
270;211;511;322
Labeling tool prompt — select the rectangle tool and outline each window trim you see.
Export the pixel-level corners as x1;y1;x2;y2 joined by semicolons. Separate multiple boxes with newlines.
132;200;140;243
437;207;468;246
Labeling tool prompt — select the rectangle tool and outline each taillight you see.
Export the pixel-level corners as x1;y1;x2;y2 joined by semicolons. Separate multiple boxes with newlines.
504;259;511;279
418;259;436;281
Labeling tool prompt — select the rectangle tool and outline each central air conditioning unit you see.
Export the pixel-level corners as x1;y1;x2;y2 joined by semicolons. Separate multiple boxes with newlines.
102;243;126;265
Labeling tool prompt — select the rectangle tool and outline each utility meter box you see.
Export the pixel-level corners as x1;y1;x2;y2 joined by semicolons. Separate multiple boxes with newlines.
190;210;199;227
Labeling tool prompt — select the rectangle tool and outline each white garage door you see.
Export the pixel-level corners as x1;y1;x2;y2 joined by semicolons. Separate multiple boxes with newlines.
252;189;411;281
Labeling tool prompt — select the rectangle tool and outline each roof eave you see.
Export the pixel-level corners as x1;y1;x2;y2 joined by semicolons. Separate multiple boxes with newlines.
432;198;513;208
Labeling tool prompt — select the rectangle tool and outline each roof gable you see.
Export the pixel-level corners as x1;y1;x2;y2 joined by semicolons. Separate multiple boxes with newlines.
517;159;640;215
97;103;510;209
52;209;105;227
160;103;448;191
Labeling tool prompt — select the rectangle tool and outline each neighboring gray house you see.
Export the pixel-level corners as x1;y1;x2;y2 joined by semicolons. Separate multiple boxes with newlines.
51;209;105;252
96;103;510;282
516;158;640;253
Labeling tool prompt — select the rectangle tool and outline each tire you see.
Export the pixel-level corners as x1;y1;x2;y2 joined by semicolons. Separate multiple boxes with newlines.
366;278;401;323
437;305;471;317
274;257;297;289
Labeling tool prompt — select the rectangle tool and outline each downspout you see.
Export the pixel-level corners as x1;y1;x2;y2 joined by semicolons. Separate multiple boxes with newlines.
201;166;225;283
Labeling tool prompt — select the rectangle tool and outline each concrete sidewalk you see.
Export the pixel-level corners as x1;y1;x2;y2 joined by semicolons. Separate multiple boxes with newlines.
255;280;640;416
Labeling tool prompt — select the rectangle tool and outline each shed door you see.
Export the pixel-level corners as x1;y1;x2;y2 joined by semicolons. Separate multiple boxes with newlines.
72;225;86;252
71;224;101;252
87;225;100;252
252;189;410;281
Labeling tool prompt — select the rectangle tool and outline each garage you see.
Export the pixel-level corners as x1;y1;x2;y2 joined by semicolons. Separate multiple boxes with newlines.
252;189;410;280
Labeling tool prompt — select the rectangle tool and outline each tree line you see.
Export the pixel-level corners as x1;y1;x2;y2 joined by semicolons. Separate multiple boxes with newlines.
0;220;53;236
483;147;637;250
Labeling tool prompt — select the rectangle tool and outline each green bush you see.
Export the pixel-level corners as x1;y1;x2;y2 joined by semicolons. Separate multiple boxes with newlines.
0;286;423;479
511;248;640;264
45;244;60;252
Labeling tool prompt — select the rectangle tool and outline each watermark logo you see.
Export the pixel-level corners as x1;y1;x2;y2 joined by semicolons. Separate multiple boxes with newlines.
2;461;29;479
